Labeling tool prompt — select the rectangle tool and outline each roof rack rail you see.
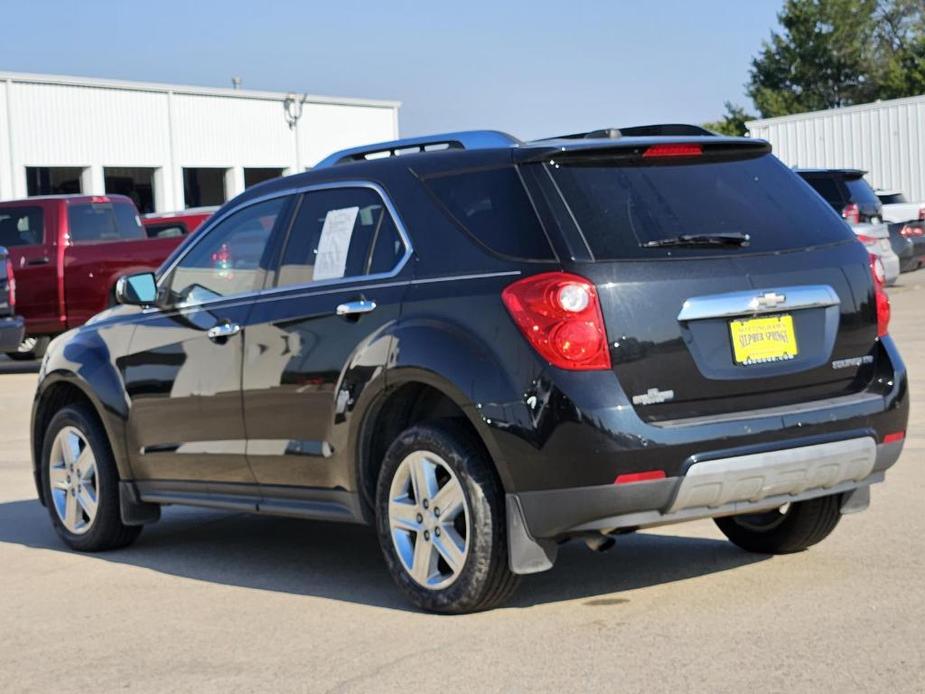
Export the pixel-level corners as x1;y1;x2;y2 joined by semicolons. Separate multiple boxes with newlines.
315;130;521;168
538;123;717;141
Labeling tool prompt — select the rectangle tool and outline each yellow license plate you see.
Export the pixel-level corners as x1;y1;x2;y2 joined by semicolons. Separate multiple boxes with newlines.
729;314;798;365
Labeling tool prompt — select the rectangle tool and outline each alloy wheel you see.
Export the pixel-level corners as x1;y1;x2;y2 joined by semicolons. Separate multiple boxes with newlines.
388;450;470;590
48;426;99;534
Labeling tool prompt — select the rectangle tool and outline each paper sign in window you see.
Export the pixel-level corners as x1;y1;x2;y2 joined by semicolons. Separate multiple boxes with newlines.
313;206;359;281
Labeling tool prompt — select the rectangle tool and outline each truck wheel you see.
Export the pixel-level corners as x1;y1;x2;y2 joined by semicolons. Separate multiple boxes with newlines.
375;422;519;613
40;403;142;551
714;495;842;554
7;336;49;361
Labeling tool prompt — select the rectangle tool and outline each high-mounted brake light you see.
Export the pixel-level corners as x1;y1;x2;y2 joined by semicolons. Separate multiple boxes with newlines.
869;254;890;337
4;255;14;313
90;195;110;204
642;143;703;158
502;272;611;371
842;203;861;225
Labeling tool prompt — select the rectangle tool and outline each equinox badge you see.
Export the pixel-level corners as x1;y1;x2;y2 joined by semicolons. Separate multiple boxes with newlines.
632;388;675;406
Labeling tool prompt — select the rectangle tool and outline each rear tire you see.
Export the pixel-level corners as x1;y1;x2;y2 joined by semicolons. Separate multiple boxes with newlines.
714;495;842;554
40;404;142;551
7;336;49;361
375;422;519;613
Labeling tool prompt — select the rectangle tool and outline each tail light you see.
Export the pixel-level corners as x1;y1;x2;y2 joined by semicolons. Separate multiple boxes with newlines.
502;272;611;370
4;255;14;313
855;233;877;246
869;254;890;337
901;224;923;237
842;203;861;224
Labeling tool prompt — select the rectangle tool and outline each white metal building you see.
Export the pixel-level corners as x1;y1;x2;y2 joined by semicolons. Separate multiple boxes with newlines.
747;94;925;201
0;71;400;212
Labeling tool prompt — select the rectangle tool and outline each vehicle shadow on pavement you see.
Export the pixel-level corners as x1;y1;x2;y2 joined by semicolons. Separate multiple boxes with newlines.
0;498;769;612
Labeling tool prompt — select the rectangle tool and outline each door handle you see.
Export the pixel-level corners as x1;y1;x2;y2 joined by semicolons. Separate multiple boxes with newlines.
25;257;50;267
207;322;241;342
336;300;377;316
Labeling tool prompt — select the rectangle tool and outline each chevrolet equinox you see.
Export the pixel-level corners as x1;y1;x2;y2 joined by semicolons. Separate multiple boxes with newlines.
31;125;909;613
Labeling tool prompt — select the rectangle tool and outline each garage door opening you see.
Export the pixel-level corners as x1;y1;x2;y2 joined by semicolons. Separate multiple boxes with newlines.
183;168;227;208
105;167;156;213
244;168;285;188
26;167;84;196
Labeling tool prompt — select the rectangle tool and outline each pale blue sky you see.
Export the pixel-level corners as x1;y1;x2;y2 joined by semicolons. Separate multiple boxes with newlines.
0;0;783;139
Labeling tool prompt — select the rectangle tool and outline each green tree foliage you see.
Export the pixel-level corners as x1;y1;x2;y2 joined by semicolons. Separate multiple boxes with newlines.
743;0;925;118
877;0;925;97
703;102;756;136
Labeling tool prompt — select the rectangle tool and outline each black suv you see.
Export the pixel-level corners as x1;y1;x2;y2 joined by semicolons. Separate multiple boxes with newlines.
31;126;908;613
796;168;884;224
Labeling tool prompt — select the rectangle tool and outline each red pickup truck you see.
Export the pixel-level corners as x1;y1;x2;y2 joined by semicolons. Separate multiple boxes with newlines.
0;194;186;359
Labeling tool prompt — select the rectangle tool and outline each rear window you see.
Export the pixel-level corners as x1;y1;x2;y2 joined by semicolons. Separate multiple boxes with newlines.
545;153;856;259
68;201;145;243
423;167;554;260
0;206;44;247
801;177;844;209
844;177;881;206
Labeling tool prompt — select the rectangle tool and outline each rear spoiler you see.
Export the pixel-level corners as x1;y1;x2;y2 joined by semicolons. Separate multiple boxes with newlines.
515;137;771;164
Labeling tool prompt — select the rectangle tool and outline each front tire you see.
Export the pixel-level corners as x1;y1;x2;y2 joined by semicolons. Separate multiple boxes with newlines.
714;495;842;554
41;404;141;551
375;422;519;613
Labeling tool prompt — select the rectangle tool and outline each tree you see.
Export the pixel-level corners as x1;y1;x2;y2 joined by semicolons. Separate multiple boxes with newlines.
748;0;882;118
703;102;756;136
876;0;925;98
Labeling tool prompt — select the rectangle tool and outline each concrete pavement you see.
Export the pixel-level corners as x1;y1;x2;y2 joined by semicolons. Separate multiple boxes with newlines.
0;277;922;693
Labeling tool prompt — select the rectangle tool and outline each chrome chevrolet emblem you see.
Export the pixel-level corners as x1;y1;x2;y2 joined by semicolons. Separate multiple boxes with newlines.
749;291;786;311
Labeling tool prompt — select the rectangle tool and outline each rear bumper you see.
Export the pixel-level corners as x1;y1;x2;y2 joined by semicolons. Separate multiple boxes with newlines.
0;315;24;352
878;250;901;285
507;436;903;574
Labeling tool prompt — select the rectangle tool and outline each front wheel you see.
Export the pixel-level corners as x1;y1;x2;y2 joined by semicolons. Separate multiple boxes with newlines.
375;422;519;613
714;495;842;554
41;404;142;551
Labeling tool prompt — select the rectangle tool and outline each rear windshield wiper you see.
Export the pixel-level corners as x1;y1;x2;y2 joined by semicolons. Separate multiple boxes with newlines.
640;232;750;248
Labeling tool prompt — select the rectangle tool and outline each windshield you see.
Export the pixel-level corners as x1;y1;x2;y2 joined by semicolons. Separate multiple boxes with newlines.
544;153;856;258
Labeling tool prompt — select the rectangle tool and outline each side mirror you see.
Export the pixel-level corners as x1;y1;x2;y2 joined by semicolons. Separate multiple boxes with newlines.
115;272;158;306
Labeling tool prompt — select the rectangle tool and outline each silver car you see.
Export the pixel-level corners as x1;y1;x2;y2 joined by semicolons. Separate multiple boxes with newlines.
854;221;900;285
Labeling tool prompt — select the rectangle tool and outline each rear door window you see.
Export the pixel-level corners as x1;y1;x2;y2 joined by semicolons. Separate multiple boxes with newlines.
423;167;554;260
68;201;145;243
544;153;855;259
276;187;406;288
0;206;44;246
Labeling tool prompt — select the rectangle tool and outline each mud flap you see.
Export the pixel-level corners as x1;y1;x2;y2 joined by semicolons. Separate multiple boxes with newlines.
119;480;161;525
506;494;557;574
